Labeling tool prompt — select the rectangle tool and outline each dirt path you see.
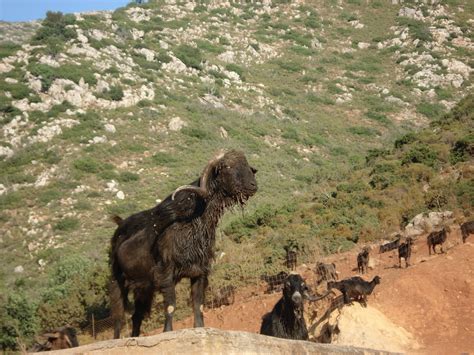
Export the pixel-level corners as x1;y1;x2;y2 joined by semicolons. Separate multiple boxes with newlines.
148;228;474;353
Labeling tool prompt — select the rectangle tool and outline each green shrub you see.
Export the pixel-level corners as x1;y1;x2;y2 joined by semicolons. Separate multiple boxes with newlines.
0;292;39;350
174;44;203;70
72;156;113;175
397;17;432;42
151;152;177;165
34;11;76;40
0;42;20;59
48;100;73;117
417;101;445;119
394;132;417;149
38;256;109;329
118;171;140;182
4;82;31;100
54;217;80;231
401;144;438;167
96;85;124;101
348;126;379;136
28;63;97;92
450;134;474;164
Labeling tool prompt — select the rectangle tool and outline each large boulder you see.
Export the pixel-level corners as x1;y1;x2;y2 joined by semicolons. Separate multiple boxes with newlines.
36;328;397;354
405;211;453;237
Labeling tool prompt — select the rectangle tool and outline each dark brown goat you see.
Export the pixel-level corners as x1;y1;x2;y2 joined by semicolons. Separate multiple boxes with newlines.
379;235;401;253
30;326;78;352
109;150;257;338
357;247;370;274
427;226;450;255
398;237;413;268
460;221;474;243
328;276;381;306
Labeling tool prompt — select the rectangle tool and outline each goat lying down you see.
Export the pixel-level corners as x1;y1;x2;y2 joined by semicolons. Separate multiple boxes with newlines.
260;274;332;340
30;326;79;352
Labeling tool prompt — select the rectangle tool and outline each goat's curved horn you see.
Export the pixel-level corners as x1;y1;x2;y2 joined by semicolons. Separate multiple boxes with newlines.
304;290;333;302
171;151;225;200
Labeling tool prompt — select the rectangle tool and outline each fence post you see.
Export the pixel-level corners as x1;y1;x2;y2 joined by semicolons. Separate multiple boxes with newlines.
92;313;96;339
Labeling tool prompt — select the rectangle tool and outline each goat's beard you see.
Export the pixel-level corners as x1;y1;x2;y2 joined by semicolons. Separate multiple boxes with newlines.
293;305;304;320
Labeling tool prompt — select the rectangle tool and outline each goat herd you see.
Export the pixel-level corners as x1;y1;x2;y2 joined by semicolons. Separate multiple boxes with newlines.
259;220;473;341
30;151;473;350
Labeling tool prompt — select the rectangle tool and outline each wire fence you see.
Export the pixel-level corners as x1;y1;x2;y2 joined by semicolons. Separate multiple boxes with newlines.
80;250;345;338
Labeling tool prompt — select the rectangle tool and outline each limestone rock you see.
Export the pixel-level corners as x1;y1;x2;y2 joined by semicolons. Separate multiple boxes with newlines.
37;327;397;355
168;116;187;131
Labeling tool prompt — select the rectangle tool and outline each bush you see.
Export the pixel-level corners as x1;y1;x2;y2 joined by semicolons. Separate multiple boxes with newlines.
38;256;109;329
401;144;438;167
450;134;474;164
394;132;417;149
174;44;203;70
96;85;124;101
417;101;445;119
28;63;97;92
54;217;80;231
0;42;20;60
0;292;39;350
33;11;77;44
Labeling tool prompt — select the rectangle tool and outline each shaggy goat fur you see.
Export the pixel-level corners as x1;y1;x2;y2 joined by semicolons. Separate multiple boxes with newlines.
109;150;257;338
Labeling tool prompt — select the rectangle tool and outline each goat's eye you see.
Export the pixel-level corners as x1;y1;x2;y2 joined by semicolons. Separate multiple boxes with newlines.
226;165;231;169
286;282;291;287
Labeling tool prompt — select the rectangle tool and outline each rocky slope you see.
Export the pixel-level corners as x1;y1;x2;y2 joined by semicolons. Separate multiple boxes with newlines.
0;0;472;348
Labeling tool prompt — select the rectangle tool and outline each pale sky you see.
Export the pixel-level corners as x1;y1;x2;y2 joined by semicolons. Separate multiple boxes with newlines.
0;0;131;22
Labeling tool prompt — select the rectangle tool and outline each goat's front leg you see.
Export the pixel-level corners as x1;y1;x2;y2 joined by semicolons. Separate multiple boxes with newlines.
162;284;176;332
191;276;208;328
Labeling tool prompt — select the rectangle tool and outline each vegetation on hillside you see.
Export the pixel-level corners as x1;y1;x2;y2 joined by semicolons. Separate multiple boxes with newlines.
0;0;472;349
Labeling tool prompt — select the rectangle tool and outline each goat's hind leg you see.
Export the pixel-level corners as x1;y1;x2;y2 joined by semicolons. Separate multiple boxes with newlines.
191;276;209;328
131;287;154;337
109;279;125;339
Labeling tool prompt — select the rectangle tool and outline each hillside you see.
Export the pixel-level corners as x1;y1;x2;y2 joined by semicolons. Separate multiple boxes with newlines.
0;0;473;350
153;227;473;354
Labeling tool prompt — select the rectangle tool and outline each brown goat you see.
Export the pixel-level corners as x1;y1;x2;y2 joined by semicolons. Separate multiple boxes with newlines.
460;221;474;243
30;326;78;352
427;226;450;255
109;150;257;338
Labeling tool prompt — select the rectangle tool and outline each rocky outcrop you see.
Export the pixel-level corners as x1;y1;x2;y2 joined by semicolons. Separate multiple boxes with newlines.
34;328;397;355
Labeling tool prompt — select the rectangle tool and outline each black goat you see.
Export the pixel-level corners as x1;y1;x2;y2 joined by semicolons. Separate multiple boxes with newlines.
460;221;474;243
398;237;413;268
260;271;289;294
328;276;381;306
260;274;331;340
379;235;401;253
357;247;370;274
109;150;257;338
30;326;78;352
205;285;236;309
314;262;338;285
427;226;450;255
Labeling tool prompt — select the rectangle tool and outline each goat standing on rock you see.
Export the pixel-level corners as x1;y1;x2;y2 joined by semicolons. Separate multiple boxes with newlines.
260;274;331;340
328;276;381;307
109;150;258;338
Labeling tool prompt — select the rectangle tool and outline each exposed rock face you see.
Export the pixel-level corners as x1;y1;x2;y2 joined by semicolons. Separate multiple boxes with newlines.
405;211;454;237
35;328;397;355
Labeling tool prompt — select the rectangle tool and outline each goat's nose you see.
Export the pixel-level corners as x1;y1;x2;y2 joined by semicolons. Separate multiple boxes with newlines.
292;291;302;304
